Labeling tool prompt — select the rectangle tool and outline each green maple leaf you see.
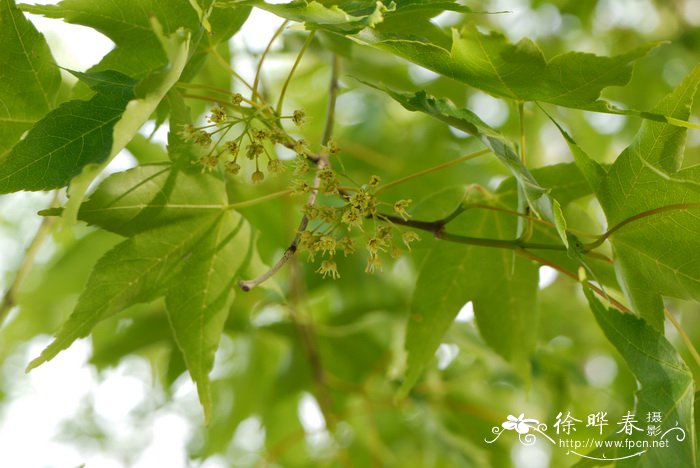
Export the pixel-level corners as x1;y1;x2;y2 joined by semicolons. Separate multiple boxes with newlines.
403;188;539;393
22;0;249;78
373;85;571;246
0;70;137;193
556;65;700;329
580;289;695;468
242;1;665;116
27;164;254;421
78;165;229;236
0;0;61;157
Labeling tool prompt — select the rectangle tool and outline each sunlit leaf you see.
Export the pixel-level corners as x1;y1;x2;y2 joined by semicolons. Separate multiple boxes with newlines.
0;70;137;193
0;0;61;156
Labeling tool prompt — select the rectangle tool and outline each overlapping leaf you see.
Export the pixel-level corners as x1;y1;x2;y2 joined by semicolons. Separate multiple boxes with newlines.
77;165;228;236
556;66;700;329
374;86;570;245
28;163;253;421
0;70;137;193
581;290;695;467
240;1;662;115
364;24;657;111
61;25;190;225
230;0;470;35
22;0;249;79
0;0;60;156
26;215;220;370
403;189;539;392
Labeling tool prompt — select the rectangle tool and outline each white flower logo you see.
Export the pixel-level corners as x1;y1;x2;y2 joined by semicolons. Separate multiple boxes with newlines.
502;414;539;434
486;413;553;445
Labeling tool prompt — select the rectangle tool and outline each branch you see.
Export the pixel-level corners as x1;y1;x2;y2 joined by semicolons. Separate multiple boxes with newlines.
239;55;340;291
378;212;569;252
287;260;337;430
0;193;59;325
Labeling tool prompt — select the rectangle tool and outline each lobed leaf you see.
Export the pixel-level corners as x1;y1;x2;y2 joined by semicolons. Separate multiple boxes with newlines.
0;0;61;156
61;24;191;225
403;189;539;393
26;215;220;371
554;65;700;329
0;70;137;193
165;212;252;422
29;162;254;420
78;165;228;236
23;0;249;78
372;85;566;240
582;289;695;468
246;0;657;114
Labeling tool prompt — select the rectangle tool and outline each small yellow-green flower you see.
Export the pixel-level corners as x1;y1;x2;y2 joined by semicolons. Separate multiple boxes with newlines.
246;143;264;160
339;236;355;256
341;207;363;231
394;199;412;221
292;109;305;126
367;236;386;255
365;254;382;274
316;260;340;279
225;160;241;175
208;105;227;124
402;231;420;250
224;140;240;155
251;170;265;183
267;159;284;174
318;235;336;256
199;153;219;170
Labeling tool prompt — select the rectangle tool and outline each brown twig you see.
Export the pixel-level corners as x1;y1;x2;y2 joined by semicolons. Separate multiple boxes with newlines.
239;55;340;291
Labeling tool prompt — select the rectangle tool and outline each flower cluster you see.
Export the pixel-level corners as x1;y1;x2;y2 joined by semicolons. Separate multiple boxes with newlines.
181;98;421;280
292;165;420;279
180;101;308;183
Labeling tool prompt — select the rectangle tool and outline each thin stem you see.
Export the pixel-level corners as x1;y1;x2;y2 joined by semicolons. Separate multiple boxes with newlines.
176;82;233;97
181;93;246;110
276;31;315;116
240;55;340;291
516;102;535;242
664;308;700;370
465;203;599;239
518;102;526;164
585;203;700;250
208;46;256;93
321;55;340;146
176;82;258;107
252;20;288;104
375;149;490;195
226;189;292;210
517;249;632;313
0;192;59;325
